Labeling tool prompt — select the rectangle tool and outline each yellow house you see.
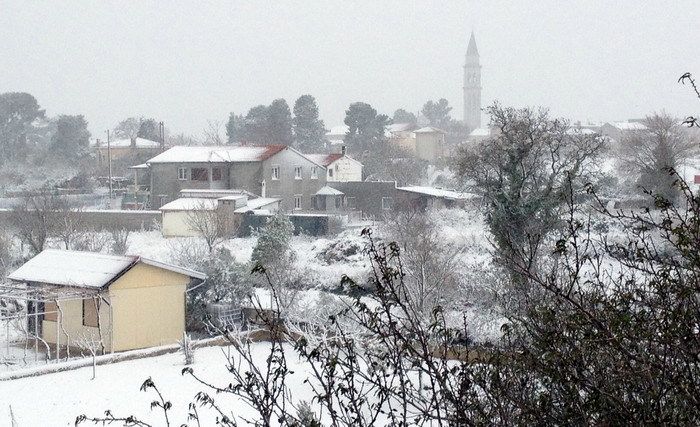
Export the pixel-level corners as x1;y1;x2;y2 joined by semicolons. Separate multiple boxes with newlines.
8;249;205;354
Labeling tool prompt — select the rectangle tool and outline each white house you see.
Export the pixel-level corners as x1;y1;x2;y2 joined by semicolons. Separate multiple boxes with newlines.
305;152;363;182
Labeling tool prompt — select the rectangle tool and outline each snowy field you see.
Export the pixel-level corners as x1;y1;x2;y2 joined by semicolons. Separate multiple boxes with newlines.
0;343;313;426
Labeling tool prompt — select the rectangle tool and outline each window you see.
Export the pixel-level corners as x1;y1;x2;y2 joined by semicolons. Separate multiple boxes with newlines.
212;168;222;181
335;196;342;209
294;195;302;210
44;301;58;322
177;167;187;180
328;168;334;178
271;165;280;180
82;298;99;327
311;166;318;179
191;168;208;181
294;166;302;180
382;197;393;211
346;196;356;209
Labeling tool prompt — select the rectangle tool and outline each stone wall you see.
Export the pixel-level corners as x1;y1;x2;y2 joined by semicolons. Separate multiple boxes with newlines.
0;209;161;231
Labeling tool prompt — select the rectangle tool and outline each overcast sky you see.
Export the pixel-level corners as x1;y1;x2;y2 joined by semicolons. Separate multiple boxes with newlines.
1;1;699;138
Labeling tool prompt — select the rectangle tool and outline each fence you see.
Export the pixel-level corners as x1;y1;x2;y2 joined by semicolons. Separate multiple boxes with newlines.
238;213;330;236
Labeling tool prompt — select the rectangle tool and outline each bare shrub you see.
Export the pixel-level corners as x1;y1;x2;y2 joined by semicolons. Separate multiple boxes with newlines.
108;228;130;255
72;232;110;252
186;203;239;252
9;189;63;254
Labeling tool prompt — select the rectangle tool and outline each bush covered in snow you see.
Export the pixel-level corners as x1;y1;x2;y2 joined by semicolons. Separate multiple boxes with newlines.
169;242;252;332
316;230;368;264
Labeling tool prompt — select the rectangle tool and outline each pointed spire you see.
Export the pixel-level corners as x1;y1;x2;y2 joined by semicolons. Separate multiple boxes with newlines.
466;31;479;56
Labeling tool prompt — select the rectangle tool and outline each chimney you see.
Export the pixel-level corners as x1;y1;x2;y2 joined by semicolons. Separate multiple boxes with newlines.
130;137;136;148
341;145;346;155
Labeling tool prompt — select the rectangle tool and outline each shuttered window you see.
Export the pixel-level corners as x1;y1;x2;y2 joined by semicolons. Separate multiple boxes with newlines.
82;299;99;327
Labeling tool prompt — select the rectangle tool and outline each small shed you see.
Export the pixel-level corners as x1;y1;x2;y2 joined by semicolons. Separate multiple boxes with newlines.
160;197;219;237
5;250;205;355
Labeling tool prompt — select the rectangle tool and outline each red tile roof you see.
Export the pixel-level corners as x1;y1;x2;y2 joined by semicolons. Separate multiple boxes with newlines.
305;153;344;167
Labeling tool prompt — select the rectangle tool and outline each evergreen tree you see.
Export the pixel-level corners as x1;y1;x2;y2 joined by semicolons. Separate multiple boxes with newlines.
0;92;45;162
251;214;294;270
267;99;294;146
292;95;326;151
421;98;452;129
392;108;417;125
343;102;389;153
51;115;90;157
242;105;270;144
226;112;245;144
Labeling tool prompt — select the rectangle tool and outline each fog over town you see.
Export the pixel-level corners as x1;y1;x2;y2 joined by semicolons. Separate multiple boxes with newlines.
2;1;698;135
0;2;700;426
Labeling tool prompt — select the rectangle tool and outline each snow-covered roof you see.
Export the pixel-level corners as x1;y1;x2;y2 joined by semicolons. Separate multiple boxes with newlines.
387;123;416;133
218;195;248;202
609;122;647;131
469;127;491;137
305;153;361;168
414;126;446;134
397;186;470;200
305;153;342;167
567;128;598;135
326;125;349;136
180;189;257;199
8;249;205;289
159;197;218;211
91;137;161;149
234;197;281;213
315;186;344;196
146;145;287;164
129;163;149;169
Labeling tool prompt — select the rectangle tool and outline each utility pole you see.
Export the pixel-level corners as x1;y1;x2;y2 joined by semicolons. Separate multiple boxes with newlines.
107;129;113;200
159;121;165;151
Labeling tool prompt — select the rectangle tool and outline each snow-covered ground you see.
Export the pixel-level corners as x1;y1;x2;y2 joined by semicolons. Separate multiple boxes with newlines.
127;228;372;291
0;343;314;427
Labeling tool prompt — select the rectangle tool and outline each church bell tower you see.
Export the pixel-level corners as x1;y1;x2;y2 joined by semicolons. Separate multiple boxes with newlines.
463;31;482;131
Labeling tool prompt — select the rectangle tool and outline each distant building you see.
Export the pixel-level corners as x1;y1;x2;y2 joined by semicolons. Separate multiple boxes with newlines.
324;125;349;153
305;150;363;182
92;137;163;166
463;32;482;132
386;125;445;162
465;127;493;144
139;144;362;211
414;127;446;162
601;121;647;144
323;181;471;218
